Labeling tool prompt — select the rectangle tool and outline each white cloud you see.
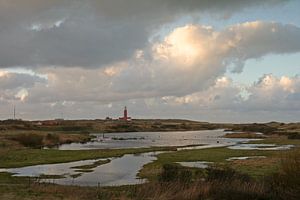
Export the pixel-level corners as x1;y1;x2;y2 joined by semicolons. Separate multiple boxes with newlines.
8;21;299;105
1;20;300;121
110;21;300;98
15;89;29;102
245;74;300;111
0;70;45;103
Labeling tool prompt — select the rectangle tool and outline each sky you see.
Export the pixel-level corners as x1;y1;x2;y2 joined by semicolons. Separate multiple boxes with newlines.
0;0;299;122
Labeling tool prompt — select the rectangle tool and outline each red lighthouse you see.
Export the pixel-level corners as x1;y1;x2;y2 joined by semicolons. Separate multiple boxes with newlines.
119;106;131;121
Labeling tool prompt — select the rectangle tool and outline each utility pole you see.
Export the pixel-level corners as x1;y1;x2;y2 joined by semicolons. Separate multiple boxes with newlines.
13;105;16;120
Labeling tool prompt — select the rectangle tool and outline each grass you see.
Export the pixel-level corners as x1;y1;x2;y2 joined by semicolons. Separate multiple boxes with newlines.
0;146;174;168
139;147;283;180
0;172;28;184
0;121;299;199
139;137;300;180
0;173;98;200
248;137;300;146
229;157;280;177
0;145;299;200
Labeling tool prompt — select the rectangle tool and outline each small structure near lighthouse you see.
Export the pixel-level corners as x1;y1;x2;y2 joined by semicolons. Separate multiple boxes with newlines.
119;106;131;121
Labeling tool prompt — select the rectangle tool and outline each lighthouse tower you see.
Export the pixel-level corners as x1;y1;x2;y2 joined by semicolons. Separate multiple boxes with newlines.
119;106;131;121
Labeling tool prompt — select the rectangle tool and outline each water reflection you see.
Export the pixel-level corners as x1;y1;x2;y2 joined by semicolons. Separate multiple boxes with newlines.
177;161;212;169
226;156;266;161
1;152;160;186
57;130;248;150
228;143;294;150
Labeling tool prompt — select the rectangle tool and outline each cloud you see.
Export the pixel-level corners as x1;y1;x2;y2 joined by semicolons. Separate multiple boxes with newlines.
14;71;298;121
0;0;290;68
162;74;300;111
110;21;300;98
0;70;45;90
0;0;299;122
245;74;300;111
145;74;300;122
6;21;298;107
0;70;45;104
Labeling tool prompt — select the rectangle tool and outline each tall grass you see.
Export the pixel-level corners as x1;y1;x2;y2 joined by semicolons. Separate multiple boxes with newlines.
268;149;300;200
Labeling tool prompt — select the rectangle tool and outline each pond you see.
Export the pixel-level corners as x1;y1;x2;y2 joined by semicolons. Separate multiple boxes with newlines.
57;129;249;150
0;152;161;186
0;129;281;187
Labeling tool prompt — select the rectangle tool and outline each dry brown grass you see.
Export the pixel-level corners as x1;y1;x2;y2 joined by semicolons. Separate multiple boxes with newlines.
268;149;300;200
0;183;98;200
119;179;267;200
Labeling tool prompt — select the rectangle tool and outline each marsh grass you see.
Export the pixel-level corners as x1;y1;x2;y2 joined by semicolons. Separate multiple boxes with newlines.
268;149;300;200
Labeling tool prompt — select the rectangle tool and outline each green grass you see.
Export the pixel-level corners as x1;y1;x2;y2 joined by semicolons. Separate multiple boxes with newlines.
139;147;282;180
0;146;173;168
157;147;275;162
0;172;98;200
231;160;280;177
0;172;28;184
248;138;300;145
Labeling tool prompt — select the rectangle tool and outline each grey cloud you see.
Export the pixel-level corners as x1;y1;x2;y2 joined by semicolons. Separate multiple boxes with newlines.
0;71;46;104
0;0;290;68
0;72;45;90
224;22;300;72
4;74;299;122
16;21;300;106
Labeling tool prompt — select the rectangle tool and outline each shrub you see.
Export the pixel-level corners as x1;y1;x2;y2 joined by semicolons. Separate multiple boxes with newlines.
11;133;44;148
206;166;251;182
159;164;179;182
179;169;193;183
159;164;193;183
287;132;300;139
0;142;7;148
45;133;60;144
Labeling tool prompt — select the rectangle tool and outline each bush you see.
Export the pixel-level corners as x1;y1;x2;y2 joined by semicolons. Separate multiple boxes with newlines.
45;133;60;144
159;164;193;183
206;166;251;182
179;169;192;183
159;164;179;182
287;132;300;139
11;133;44;148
